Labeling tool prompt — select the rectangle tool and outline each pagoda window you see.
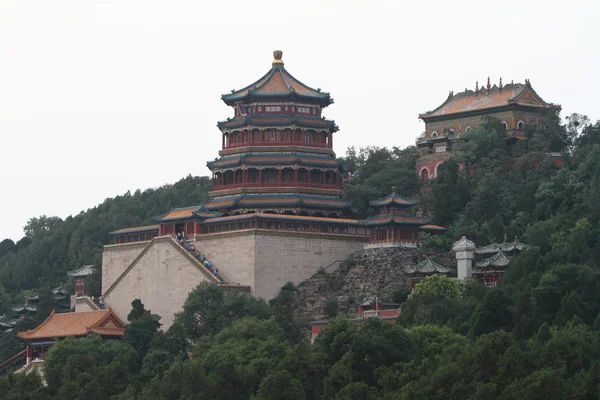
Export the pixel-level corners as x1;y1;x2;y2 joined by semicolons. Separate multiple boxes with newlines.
251;129;261;143
263;168;278;185
501;121;508;131
265;129;279;142
435;145;446;153
517;120;525;130
242;131;249;143
465;126;472;133
247;169;259;184
295;129;302;143
297;168;309;183
282;129;292;143
304;132;311;144
282;168;294;183
431;131;438;138
265;106;281;112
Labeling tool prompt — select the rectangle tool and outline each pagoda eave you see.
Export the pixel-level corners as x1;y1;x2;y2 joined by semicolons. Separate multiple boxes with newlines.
221;92;332;107
208;186;344;198
219;146;335;157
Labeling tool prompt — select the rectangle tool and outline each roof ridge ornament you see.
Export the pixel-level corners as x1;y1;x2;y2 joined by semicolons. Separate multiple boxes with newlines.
272;50;284;67
475;81;479;95
486;77;491;91
499;77;503;91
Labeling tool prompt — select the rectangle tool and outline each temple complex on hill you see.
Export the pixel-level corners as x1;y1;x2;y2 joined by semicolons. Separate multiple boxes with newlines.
416;78;560;181
101;51;443;330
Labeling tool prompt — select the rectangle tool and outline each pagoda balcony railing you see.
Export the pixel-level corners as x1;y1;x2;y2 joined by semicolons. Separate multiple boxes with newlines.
212;181;342;190
224;140;331;150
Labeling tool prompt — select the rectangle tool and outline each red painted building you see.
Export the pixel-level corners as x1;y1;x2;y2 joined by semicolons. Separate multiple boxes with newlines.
310;301;400;342
416;79;560;181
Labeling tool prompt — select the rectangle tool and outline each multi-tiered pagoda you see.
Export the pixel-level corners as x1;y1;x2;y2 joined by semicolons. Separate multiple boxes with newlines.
203;50;350;218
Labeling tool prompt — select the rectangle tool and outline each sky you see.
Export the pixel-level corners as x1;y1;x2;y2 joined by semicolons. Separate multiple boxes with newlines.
0;0;598;241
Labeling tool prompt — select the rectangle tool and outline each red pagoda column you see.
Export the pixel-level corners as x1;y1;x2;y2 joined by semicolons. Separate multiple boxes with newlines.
258;169;263;186
278;168;282;184
294;168;298;184
222;134;226;149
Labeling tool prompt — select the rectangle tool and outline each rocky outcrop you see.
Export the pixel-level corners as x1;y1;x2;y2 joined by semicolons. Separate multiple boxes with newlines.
292;246;455;320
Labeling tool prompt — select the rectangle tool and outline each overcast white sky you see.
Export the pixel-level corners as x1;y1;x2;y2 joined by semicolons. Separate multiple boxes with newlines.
0;0;598;241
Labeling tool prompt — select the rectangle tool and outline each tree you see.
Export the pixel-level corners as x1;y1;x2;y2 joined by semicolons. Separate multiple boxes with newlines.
255;370;306;400
410;274;460;300
124;300;161;363
177;282;271;340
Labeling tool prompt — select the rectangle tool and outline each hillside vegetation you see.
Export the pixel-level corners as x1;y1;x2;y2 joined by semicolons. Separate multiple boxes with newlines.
3;112;600;399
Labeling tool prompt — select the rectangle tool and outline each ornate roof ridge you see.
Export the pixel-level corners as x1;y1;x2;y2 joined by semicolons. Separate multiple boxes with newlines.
475;250;512;268
406;257;451;275
368;187;418;208
420;79;558;119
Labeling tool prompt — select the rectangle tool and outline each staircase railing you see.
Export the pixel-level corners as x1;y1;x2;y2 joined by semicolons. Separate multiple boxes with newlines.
0;349;27;375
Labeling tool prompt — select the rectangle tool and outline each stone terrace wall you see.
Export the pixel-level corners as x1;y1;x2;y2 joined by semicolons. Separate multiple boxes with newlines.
292;246;455;320
102;242;148;293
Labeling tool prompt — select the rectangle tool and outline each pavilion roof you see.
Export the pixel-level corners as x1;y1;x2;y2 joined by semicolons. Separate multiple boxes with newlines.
221;50;332;107
109;225;159;235
406;258;451;275
218;115;338;132
17;309;125;340
361;213;429;227
368;187;418;208
420;80;558;120
421;224;448;233
475;239;532;256
67;264;95;278
475;251;512;269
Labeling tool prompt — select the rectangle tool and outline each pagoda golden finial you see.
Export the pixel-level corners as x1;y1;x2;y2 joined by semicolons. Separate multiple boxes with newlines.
272;50;284;66
392;186;396;194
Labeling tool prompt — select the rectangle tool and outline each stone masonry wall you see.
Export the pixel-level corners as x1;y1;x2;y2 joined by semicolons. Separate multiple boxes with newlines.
195;231;257;292
103;239;212;330
292;246;456;321
254;232;365;300
102;242;147;293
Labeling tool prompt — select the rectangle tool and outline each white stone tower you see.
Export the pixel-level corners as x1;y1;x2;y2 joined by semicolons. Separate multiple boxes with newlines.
452;236;476;280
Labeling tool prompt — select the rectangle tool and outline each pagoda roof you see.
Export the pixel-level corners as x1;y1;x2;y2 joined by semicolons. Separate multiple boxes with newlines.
361;213;429;227
67;264;95;278
420;80;559;120
207;152;340;169
17;309;125;340
201;212;361;226
109;225;159;235
221;50;332;107
421;224;448;233
475;239;532;256
202;194;352;211
406;258;451;275
218;115;338;132
475;251;512;269
368;187;418;208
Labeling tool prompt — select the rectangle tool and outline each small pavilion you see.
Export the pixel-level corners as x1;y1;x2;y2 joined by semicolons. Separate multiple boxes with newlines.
67;264;95;294
405;258;451;291
363;187;429;248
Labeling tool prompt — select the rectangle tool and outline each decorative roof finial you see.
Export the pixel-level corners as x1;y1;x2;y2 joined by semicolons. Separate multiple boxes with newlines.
486;77;491;90
475;81;479;93
499;77;503;90
392;186;396;194
272;50;284;66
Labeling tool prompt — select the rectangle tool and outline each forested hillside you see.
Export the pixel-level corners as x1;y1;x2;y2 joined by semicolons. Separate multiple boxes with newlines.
2;112;600;399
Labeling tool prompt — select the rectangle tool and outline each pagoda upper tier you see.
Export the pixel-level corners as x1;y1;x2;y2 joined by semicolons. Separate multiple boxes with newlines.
207;51;346;216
